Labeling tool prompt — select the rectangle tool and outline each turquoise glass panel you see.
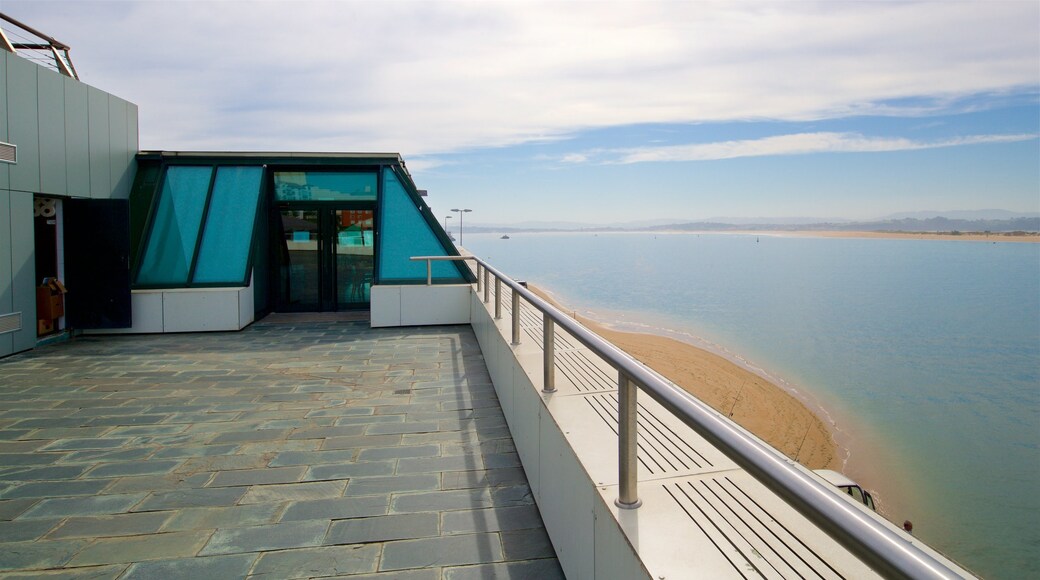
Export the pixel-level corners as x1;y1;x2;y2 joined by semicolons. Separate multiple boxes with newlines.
193;166;264;283
274;171;377;201
378;168;461;281
136;166;212;285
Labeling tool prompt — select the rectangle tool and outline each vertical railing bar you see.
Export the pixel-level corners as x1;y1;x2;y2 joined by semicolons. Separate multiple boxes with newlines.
483;268;490;303
543;316;556;392
476;263;482;292
426;259;432;286
616;371;642;509
511;289;521;345
494;277;502;319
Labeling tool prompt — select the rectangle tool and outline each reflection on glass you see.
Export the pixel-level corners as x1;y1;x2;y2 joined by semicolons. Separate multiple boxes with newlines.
280;210;320;309
336;210;374;305
274;172;377;201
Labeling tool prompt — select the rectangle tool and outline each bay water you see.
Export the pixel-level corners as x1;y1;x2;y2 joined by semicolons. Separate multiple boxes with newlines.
464;232;1040;579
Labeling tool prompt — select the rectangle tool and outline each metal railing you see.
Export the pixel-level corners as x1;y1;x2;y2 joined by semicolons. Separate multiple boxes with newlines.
411;254;965;579
0;13;79;79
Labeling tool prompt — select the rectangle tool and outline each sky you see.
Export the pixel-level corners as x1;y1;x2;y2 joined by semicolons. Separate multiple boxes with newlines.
5;0;1039;224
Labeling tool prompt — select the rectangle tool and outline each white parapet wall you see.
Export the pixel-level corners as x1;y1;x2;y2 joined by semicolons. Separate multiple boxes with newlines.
87;282;254;335
370;284;471;327
467;283;968;579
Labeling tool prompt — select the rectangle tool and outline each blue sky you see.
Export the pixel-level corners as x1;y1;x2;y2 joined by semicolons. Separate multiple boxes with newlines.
7;0;1039;224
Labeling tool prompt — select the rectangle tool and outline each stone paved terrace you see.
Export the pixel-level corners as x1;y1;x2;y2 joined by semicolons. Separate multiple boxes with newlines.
0;317;563;579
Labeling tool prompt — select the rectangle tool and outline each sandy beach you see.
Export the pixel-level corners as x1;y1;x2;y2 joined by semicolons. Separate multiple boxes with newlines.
528;285;842;471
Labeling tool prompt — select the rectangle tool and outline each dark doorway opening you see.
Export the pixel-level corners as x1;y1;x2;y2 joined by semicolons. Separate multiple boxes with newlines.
274;205;375;312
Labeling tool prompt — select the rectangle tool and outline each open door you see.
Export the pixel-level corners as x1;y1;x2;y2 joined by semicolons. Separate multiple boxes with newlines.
63;199;132;329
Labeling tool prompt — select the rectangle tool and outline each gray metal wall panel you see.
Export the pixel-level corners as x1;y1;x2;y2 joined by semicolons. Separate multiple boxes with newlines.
108;97;130;199
7;55;41;193
9;192;34;352
125;102;139;197
87;88;111;197
0;189;13;357
0;52;10;191
64;77;91;196
37;70;67;196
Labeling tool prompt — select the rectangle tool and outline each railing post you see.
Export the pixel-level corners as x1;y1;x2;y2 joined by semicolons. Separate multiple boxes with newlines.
483;267;490;303
543;316;556;392
494;277;502;319
475;262;482;292
511;289;521;345
616;371;642;509
426;259;432;286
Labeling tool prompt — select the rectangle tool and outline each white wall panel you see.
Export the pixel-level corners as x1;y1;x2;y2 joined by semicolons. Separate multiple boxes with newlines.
0;190;13;357
37;70;66;196
400;285;470;325
162;289;241;332
370;285;401;327
10;192;35;352
63;78;90;196
86;88;110;197
7;56;40;193
0;52;10;191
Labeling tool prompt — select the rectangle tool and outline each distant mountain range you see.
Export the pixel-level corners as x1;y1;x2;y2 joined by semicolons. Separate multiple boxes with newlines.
466;210;1040;234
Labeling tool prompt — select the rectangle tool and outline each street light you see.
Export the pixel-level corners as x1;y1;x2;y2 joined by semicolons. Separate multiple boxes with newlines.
450;208;472;245
444;215;452;238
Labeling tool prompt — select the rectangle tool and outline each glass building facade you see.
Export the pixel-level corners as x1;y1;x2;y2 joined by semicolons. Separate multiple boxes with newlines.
129;153;469;313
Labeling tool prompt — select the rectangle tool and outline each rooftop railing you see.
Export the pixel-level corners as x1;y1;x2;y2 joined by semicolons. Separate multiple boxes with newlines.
413;254;964;580
0;12;79;79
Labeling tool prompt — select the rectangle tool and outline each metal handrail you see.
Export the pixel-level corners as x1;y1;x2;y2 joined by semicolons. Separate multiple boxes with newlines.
410;254;965;579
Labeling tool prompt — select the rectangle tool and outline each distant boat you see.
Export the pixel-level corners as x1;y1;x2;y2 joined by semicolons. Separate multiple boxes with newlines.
500;235;511;239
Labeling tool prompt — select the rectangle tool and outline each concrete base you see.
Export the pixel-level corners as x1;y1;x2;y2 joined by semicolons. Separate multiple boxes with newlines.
370;284;471;327
87;283;254;335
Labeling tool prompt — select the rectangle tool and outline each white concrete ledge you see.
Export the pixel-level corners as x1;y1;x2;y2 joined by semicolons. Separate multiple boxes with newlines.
370;284;471;327
87;280;254;334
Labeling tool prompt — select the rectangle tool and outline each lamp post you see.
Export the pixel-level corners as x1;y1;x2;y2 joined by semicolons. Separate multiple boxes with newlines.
450;208;472;245
444;215;453;239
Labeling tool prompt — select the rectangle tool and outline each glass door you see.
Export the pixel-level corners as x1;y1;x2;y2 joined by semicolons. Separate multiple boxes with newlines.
333;209;374;308
276;206;374;311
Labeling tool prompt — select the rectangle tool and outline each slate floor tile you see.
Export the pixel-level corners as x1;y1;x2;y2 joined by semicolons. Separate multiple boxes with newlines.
162;504;284;532
443;558;566;580
199;520;330;555
67;530;212;566
0;539;91;571
47;511;172;539
20;494;146;519
380;532;505;571
344;474;439;496
250;544;380;578
326;513;440;544
279;494;390;522
133;487;246;511
207;466;306;487
0;518;60;541
441;505;544;534
238;480;346;504
122;554;257;580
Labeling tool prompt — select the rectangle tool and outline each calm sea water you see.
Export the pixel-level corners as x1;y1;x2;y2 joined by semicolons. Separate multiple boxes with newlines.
464;232;1040;579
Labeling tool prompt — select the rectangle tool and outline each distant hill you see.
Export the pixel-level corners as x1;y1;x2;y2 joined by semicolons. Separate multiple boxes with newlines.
878;209;1039;221
650;217;1040;233
466;213;1040;234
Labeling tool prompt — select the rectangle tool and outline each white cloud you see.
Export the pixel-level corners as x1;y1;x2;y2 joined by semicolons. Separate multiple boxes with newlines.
6;1;1039;156
591;132;1040;164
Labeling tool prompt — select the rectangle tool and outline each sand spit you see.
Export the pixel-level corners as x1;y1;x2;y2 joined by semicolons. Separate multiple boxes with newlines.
528;285;841;471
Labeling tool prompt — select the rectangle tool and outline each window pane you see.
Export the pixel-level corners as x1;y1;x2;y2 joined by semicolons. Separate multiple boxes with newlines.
193;166;264;284
136;166;212;285
378;168;462;281
274;171;376;201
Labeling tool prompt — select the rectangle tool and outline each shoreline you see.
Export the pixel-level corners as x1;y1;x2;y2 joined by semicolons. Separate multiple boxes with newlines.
527;284;843;471
652;229;1040;243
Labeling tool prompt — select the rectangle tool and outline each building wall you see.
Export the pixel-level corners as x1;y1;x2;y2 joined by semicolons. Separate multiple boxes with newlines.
0;50;139;357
